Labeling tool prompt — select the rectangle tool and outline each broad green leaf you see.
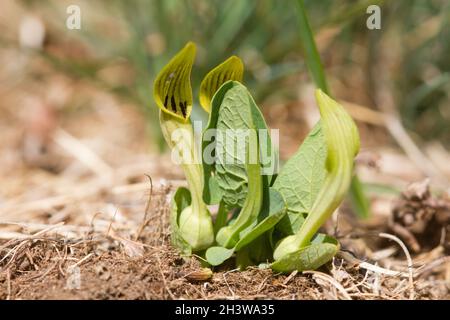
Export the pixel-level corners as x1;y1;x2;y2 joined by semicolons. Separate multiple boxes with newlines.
202;81;276;208
170;187;193;256
153;42;195;120
214;84;257;208
271;242;339;272
205;246;235;266
199;56;244;113
273;122;326;214
202;81;234;206
272;122;326;240
273;90;360;263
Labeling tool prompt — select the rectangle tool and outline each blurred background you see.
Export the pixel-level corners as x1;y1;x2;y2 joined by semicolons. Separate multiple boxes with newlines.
0;0;449;224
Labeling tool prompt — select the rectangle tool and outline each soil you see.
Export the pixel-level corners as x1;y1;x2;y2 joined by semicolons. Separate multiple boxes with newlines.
1;180;449;300
0;240;320;300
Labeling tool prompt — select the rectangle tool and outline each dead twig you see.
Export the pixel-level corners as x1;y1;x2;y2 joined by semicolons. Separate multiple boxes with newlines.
135;175;153;240
156;254;176;300
303;270;352;300
379;233;415;300
6;268;11;300
53;128;113;178
337;250;409;277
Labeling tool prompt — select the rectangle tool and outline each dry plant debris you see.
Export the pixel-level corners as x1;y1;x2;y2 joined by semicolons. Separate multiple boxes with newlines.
0;183;448;300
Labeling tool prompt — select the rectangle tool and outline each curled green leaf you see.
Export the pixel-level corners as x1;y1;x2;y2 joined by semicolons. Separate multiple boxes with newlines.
273;122;326;238
273;89;360;271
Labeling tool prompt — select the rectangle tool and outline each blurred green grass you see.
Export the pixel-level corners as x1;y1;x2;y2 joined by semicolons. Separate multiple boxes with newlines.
9;0;450;149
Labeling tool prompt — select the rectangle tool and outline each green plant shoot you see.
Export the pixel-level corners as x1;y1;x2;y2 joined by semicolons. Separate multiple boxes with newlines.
153;42;361;273
154;42;214;252
272;89;360;272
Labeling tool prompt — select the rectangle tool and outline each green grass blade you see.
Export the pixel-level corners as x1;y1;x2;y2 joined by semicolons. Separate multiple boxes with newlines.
295;0;329;94
294;0;371;218
349;174;371;219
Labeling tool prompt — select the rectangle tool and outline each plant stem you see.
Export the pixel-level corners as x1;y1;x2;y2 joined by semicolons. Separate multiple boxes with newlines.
159;111;214;250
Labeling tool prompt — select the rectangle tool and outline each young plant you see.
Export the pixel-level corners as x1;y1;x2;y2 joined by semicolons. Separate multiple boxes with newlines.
153;42;360;273
153;43;244;254
271;90;360;272
153;42;214;253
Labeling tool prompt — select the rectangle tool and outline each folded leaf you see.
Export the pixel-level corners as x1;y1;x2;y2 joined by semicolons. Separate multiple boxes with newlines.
273;89;360;266
153;42;196;120
272;121;325;246
293;89;360;246
199;56;244;113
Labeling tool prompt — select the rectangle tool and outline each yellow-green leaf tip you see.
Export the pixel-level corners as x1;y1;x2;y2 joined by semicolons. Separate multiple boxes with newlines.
153;42;196;121
199;55;244;113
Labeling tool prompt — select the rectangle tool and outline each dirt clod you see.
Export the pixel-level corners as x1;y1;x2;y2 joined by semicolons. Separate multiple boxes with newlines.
390;179;450;253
